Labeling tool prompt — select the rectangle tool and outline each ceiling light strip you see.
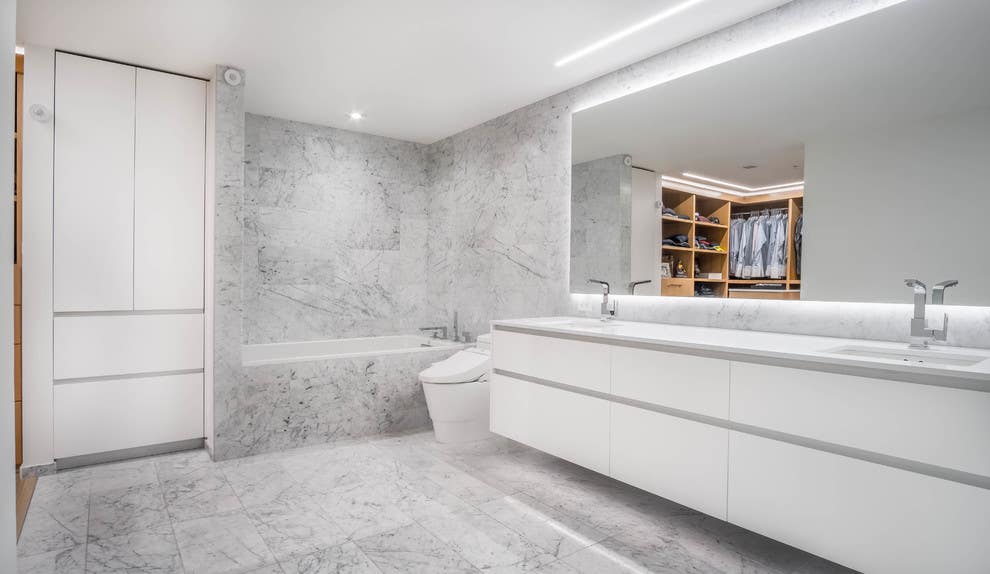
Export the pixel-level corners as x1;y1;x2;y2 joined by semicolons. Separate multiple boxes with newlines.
555;0;709;67
681;171;804;192
663;175;803;197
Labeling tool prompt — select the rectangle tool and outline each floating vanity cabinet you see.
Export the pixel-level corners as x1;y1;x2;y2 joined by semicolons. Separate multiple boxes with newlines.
491;321;990;573
610;404;728;519
728;431;990;574
490;373;610;474
730;362;990;476
52;51;206;461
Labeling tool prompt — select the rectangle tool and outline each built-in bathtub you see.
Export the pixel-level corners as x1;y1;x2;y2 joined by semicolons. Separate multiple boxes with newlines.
242;335;462;366
223;335;463;459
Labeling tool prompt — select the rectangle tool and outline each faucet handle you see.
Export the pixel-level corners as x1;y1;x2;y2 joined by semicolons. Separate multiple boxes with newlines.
932;280;959;305
608;299;618;317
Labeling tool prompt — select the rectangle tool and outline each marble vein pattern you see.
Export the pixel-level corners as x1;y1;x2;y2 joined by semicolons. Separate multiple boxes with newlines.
217;346;457;460
18;430;857;574
242;114;434;345
570;155;632;296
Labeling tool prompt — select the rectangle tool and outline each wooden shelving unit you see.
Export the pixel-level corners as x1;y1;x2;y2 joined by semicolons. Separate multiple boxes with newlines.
659;182;803;299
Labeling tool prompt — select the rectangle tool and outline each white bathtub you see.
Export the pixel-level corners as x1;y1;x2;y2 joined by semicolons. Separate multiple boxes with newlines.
242;335;463;367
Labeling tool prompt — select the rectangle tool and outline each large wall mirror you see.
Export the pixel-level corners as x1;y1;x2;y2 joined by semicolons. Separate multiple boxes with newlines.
570;0;990;305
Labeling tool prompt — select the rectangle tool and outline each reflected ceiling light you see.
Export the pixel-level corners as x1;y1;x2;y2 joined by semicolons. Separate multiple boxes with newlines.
682;171;804;192
663;175;803;197
554;0;708;67
348;111;364;121
15;45;24;55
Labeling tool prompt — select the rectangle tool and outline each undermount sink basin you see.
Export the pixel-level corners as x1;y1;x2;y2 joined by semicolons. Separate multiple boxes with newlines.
823;345;988;367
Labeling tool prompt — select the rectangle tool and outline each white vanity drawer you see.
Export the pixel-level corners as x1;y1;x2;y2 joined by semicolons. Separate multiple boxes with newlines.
611;403;727;519
730;362;990;476
54;372;204;458
55;314;204;380
490;373;610;475
611;346;729;418
728;431;990;574
492;329;610;393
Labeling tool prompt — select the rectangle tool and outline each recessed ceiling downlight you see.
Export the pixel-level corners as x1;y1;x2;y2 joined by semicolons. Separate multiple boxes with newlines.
554;0;708;67
348;111;364;121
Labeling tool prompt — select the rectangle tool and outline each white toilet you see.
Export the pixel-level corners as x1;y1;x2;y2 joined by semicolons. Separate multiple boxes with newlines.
418;334;493;443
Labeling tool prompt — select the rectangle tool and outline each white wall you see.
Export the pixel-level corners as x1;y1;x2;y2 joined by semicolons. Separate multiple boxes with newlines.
1;0;19;567
20;46;55;471
803;107;990;305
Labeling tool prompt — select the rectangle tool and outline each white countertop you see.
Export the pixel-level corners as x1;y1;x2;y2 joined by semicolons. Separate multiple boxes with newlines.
491;317;990;389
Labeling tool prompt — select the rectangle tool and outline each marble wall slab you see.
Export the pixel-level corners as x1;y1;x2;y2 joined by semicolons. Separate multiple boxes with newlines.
242;114;434;344
215;347;458;460
570;155;631;295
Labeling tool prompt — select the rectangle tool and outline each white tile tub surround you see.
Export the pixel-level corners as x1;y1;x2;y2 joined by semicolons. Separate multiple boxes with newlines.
242;335;463;366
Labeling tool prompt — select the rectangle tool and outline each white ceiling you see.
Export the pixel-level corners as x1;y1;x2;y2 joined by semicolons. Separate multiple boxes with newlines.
16;0;790;144
572;0;990;189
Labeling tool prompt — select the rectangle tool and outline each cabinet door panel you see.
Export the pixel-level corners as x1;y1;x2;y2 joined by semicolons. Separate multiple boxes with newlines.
54;53;135;311
54;314;204;380
491;373;609;474
730;362;990;476
134;68;206;310
492;330;610;393
612;346;729;417
728;431;990;574
55;373;204;458
611;403;727;518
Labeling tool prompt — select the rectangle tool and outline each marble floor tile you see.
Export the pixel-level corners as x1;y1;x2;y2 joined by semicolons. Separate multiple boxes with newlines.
561;536;726;574
173;511;277;574
316;480;416;541
89;458;160;494
162;465;243;522
15;543;85;574
355;523;478;574
222;456;300;508
410;493;556;571
479;493;608;559
279;542;383;574
283;443;397;494
16;472;91;557
88;482;171;541
246;485;349;561
86;530;184;574
245;565;287;574
153;448;216;483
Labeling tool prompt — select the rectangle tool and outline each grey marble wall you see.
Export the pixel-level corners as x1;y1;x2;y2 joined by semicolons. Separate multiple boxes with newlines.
219;347;457;460
212;66;248;460
570;155;631;295
242;115;433;344
422;0;990;348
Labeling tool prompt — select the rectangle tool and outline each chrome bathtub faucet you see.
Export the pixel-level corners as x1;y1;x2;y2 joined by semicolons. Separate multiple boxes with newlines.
419;326;448;339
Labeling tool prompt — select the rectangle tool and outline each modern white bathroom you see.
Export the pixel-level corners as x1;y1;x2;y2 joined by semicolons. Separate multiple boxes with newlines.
1;0;989;573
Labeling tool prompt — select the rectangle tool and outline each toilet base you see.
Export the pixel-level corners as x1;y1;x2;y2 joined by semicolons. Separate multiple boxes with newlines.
431;419;493;444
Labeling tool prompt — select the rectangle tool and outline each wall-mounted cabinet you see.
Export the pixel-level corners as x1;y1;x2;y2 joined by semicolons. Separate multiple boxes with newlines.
54;52;206;313
491;326;990;573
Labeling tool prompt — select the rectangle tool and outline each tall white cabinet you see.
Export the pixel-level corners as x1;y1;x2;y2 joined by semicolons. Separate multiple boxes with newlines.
52;52;206;461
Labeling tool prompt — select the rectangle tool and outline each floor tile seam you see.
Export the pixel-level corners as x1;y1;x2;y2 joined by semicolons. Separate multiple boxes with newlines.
213;467;282;571
404;512;524;573
151;452;190;574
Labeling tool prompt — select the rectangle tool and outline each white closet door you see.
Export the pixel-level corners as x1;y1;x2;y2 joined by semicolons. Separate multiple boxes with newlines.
134;69;206;310
54;53;135;312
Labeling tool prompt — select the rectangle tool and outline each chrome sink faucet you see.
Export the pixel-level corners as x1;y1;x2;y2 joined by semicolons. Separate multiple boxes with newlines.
904;279;953;348
588;279;617;321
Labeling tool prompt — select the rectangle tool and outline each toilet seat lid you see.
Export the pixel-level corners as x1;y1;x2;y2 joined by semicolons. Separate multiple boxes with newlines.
419;350;491;384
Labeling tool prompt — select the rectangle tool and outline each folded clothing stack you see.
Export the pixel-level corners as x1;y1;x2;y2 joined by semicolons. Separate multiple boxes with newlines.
663;234;691;247
662;206;691;220
694;235;725;251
